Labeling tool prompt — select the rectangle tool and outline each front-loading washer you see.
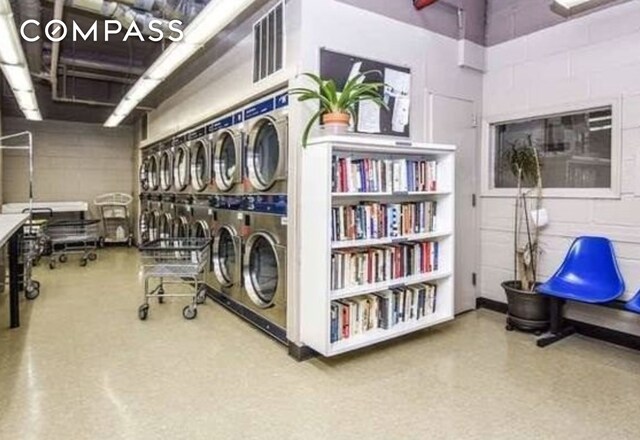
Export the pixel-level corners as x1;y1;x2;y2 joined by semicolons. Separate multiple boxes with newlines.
243;91;289;196
239;205;288;340
173;195;193;238
158;142;174;193
209;115;244;195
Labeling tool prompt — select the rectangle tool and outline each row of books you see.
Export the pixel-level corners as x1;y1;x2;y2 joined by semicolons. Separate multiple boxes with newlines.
331;241;440;290
330;283;438;342
332;157;439;193
331;201;437;242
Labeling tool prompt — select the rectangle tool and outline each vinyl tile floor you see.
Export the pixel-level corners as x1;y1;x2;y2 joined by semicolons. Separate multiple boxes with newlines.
1;248;640;440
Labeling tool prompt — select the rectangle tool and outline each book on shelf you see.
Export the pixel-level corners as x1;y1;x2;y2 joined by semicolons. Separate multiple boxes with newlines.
331;241;440;290
330;283;438;343
332;156;438;194
331;201;438;242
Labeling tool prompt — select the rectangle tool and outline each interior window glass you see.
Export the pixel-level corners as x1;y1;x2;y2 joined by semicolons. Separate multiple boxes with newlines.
253;121;279;187
494;107;612;189
248;236;278;303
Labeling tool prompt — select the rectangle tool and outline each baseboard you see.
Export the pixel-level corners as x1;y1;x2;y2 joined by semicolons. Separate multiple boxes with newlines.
476;297;640;352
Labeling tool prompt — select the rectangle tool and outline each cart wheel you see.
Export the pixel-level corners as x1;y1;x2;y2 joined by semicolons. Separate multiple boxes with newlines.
88;252;98;261
32;280;41;289
25;285;40;300
49;261;56;270
98;237;106;248
505;324;515;332
80;258;88;267
183;305;198;320
127;237;134;248
138;305;150;321
196;288;207;305
59;254;68;263
158;289;165;304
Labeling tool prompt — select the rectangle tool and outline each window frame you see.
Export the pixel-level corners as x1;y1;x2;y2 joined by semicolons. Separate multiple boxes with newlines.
253;1;286;85
481;98;622;199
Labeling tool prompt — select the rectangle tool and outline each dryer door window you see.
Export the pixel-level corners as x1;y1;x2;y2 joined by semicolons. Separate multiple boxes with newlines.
214;133;237;191
149;212;160;241
191;220;210;239
244;233;279;308
139;212;150;243
174;147;190;191
148;156;159;190
249;120;280;190
213;227;237;286
159;151;172;191
140;159;150;191
191;141;209;192
159;214;173;239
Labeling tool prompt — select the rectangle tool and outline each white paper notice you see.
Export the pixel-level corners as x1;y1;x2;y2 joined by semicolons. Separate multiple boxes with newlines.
358;100;381;133
348;61;364;83
384;68;411;133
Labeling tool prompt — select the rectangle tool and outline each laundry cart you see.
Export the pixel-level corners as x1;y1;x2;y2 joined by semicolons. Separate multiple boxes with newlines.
138;238;211;321
47;219;100;269
94;193;134;247
19;217;48;300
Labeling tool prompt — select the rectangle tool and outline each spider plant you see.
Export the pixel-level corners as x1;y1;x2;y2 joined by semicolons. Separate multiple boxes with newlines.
290;71;388;147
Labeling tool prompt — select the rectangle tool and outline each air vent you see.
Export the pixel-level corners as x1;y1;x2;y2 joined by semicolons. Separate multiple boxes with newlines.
253;2;284;83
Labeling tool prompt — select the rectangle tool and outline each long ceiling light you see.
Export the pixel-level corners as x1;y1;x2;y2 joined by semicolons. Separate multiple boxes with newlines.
551;0;614;16
0;1;42;121
104;0;258;128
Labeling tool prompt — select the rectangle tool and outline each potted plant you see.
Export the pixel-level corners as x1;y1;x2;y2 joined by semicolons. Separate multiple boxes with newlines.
290;71;388;147
500;135;550;334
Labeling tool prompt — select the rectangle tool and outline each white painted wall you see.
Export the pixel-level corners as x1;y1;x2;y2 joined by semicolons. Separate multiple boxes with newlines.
482;1;640;335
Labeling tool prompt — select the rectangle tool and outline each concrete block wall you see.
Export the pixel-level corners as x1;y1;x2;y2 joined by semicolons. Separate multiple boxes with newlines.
482;1;640;335
1;118;135;219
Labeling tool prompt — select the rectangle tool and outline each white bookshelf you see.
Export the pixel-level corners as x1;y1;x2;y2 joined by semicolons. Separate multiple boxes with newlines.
299;136;456;357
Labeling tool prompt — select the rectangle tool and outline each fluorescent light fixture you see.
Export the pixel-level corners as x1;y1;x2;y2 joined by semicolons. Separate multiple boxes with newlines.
0;0;42;121
555;0;591;6
1;63;35;91
14;90;38;110
23;109;42;121
104;0;258;127
0;13;22;65
146;43;200;80
551;0;613;16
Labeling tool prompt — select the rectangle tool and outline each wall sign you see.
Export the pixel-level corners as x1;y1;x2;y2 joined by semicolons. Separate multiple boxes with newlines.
320;49;412;137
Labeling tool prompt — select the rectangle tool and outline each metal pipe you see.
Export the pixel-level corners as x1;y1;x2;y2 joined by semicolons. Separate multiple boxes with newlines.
62;69;137;84
43;54;146;76
18;0;43;74
50;0;64;100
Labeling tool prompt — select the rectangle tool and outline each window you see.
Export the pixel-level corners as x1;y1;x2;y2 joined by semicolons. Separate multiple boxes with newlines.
493;107;613;189
253;2;284;83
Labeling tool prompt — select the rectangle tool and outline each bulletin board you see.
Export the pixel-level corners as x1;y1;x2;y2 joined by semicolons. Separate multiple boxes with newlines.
320;49;412;137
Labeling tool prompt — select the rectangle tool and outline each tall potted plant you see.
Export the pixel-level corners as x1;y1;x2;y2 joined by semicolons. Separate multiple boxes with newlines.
500;135;550;334
290;71;387;147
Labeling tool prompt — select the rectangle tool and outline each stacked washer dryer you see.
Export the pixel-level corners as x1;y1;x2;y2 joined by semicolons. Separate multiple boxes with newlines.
206;90;290;342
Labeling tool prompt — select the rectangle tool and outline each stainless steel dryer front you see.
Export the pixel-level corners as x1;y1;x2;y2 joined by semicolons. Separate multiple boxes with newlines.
239;203;288;335
172;195;193;238
191;196;212;239
158;142;174;193
210;120;244;195
244;92;289;196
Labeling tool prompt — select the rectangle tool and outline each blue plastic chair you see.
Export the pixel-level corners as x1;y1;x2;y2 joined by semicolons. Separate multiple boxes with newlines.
536;237;625;347
626;290;640;314
537;237;625;303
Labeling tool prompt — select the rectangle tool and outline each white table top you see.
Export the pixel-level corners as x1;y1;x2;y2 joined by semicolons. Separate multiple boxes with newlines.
2;202;89;214
0;214;29;248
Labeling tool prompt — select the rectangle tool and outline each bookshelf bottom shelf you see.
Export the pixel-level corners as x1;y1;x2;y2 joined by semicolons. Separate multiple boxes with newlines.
327;312;454;356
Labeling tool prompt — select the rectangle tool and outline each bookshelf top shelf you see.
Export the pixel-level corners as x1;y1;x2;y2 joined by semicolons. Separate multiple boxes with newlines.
307;135;456;155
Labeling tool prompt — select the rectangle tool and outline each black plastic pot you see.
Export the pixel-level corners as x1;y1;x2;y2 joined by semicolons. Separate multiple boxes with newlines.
501;281;550;334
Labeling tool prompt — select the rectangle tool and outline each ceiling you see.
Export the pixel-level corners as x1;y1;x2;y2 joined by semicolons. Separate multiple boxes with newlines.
1;0;209;124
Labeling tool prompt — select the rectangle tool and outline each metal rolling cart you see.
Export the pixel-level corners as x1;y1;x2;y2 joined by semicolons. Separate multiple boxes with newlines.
138;238;211;321
19;215;49;300
47;219;101;269
94;193;134;247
